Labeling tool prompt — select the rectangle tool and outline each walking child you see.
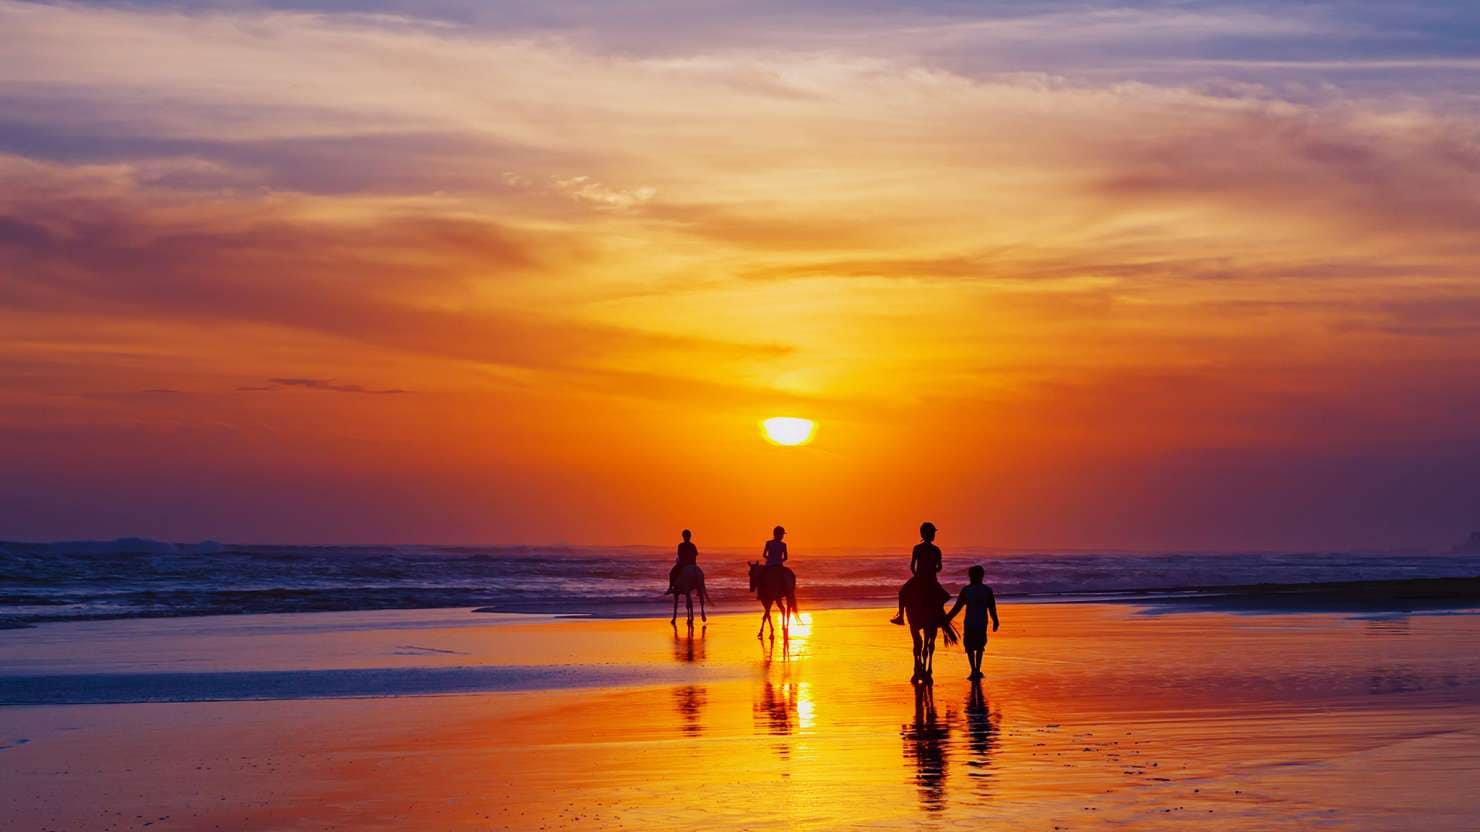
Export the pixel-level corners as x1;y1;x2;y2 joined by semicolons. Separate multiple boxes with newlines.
945;565;999;680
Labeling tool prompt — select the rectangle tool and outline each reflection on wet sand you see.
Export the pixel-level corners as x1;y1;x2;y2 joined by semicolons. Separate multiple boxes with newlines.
899;680;1000;811
755;677;797;736
754;654;799;762
11;604;1480;831
901;684;951;811
670;623;709;735
673;685;707;736
963;681;1000;793
752;631;818;766
672;622;707;664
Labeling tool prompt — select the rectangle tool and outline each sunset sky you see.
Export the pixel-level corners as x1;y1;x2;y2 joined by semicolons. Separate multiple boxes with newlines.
2;1;1478;549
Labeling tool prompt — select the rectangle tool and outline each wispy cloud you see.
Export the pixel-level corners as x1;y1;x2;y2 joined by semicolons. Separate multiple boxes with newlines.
239;378;408;394
2;0;1480;546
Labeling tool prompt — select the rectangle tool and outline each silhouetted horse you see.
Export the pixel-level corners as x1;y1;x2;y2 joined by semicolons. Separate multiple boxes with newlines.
748;561;797;639
904;580;958;684
671;563;709;626
902;683;950;811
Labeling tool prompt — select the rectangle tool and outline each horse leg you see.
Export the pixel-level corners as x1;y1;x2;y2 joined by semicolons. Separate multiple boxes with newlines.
910;627;924;683
699;582;707;623
758;602;769;639
685;592;693;626
923;630;936;683
671;591;678;624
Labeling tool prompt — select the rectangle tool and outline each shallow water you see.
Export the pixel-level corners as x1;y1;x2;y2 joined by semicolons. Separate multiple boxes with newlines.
2;604;1479;830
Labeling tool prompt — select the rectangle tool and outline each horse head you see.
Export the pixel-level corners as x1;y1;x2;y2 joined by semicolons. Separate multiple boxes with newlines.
748;561;760;591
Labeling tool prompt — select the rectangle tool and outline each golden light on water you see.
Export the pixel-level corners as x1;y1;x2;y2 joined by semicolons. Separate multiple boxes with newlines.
761;417;815;446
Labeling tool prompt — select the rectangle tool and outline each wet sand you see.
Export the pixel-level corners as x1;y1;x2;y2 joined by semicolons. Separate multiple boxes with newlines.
3;603;1480;830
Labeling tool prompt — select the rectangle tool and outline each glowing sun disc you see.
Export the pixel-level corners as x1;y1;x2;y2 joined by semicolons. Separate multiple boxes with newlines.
762;416;815;446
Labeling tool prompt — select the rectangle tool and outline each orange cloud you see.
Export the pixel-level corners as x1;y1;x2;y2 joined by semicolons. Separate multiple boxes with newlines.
1;0;1479;548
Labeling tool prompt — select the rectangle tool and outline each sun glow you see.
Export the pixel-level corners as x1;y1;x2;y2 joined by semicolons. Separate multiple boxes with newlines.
761;417;815;446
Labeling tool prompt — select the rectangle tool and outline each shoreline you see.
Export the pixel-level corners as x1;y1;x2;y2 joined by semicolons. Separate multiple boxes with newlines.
5;573;1479;631
1090;575;1480;613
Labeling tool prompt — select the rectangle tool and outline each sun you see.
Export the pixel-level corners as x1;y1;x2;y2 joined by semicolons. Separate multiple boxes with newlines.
762;416;815;446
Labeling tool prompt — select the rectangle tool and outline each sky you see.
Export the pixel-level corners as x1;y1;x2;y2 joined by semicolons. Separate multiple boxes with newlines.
1;0;1479;550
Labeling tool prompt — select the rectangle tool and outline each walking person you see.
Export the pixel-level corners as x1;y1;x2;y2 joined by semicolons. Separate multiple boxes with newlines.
945;565;999;680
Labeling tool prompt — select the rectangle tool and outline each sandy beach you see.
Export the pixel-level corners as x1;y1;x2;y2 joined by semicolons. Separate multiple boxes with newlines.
3;602;1479;830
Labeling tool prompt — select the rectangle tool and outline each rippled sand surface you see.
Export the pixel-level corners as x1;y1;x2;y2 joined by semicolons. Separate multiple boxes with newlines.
3;603;1479;830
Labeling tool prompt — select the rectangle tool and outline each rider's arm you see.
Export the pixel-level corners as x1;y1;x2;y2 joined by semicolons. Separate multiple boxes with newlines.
909;549;919;575
987;587;1000;631
781;542;788;562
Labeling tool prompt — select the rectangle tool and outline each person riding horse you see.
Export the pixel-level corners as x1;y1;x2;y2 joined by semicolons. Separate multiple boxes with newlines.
892;522;957;684
749;525;798;638
891;522;950;625
667;529;700;594
667;529;708;624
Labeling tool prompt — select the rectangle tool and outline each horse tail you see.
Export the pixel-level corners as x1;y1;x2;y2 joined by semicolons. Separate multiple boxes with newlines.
940;617;960;647
699;574;711;604
785;569;798;617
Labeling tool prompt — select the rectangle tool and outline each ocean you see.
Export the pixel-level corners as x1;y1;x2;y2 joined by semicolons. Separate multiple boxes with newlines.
3;538;1479;628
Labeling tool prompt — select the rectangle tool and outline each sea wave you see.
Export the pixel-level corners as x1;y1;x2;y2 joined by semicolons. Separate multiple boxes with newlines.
3;540;1479;627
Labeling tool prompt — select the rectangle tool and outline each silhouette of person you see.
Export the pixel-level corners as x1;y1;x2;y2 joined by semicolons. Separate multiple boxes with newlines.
891;522;949;625
763;525;788;569
945;564;999;679
667;529;699;595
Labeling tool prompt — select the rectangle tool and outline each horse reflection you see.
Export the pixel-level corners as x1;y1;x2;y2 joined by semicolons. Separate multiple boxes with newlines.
754;660;801;761
760;626;791;663
669;623;707;736
672;621;707;664
964;681;1000;791
754;678;798;737
672;685;707;737
901;683;951;812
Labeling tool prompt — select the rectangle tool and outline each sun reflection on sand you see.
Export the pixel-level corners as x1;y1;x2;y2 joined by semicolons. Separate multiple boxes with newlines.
788;612;813;638
796;681;815;731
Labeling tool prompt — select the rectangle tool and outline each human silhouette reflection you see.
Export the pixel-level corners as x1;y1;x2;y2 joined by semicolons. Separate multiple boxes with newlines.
964;680;1000;792
901;683;950;812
